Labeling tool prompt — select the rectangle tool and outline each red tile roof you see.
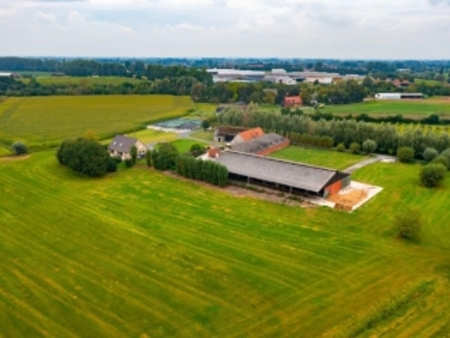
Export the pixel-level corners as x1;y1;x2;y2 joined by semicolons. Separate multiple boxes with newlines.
237;127;264;142
284;96;303;107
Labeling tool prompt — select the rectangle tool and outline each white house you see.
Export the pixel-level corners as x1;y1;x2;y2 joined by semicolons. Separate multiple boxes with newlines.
108;135;147;160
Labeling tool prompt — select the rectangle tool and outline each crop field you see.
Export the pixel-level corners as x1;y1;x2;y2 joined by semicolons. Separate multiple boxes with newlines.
322;99;450;118
0;95;194;148
1;152;450;337
20;76;145;85
270;146;368;170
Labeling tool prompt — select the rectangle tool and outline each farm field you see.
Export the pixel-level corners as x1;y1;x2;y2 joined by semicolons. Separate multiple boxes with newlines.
1;152;450;336
270;146;368;170
20;76;145;85
0;146;11;157
0;95;194;149
321;99;450;118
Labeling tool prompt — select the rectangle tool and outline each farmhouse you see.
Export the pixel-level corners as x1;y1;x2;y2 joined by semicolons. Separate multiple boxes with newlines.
214;126;248;143
284;96;303;107
231;133;290;156
108;135;147;160
230;127;265;145
216;151;351;198
375;93;424;100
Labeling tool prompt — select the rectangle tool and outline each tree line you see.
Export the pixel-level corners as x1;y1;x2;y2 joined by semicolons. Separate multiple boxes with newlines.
218;109;450;158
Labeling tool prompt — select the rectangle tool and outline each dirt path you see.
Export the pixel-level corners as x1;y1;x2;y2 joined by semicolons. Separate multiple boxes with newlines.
343;154;396;173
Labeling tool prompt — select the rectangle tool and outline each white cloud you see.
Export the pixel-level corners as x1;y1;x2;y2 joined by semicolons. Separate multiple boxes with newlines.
0;0;450;58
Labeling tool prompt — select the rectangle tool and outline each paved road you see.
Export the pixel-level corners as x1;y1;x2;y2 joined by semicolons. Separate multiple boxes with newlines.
344;154;396;173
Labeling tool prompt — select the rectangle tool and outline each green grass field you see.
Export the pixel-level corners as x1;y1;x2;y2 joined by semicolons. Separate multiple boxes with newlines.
19;76;145;86
1;152;450;337
270;146;368;170
0;146;11;157
170;139;208;153
321;99;450;118
190;130;214;142
0;95;194;149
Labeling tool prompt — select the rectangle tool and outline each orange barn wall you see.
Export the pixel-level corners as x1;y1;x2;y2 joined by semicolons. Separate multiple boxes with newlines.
257;140;290;156
325;180;342;196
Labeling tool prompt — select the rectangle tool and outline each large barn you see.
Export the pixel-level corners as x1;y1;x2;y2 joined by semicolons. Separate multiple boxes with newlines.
230;133;290;156
216;151;351;198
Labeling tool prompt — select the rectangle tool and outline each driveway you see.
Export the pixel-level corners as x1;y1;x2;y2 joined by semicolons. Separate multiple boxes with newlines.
344;154;396;173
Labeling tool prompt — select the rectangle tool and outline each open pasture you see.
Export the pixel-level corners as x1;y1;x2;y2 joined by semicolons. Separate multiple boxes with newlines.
1;152;450;337
321;99;450;118
270;145;368;170
0;95;194;148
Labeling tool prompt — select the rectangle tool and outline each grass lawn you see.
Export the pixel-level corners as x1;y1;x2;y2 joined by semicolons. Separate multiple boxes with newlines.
1;152;450;336
270;146;368;170
0;95;194;149
321;99;450;118
0;146;11;157
190;130;214;142
170;139;208;153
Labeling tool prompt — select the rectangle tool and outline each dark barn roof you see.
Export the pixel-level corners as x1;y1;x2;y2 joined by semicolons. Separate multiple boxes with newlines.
217;151;346;193
215;127;248;137
108;135;137;153
231;133;287;154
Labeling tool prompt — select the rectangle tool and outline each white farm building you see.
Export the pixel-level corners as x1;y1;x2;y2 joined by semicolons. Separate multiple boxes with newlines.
375;93;424;100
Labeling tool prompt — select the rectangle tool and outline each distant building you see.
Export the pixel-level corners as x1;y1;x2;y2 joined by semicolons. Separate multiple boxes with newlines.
231;127;265;145
375;93;424;100
284;96;303;107
108;135;147;160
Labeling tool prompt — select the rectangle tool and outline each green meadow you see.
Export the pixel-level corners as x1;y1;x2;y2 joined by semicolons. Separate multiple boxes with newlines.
1;152;450;337
321;99;450;118
270;146;368;170
0;95;194;149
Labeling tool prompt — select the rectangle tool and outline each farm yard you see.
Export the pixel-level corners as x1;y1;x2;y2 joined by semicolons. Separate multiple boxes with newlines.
1;152;450;337
270;146;368;171
321;98;450;118
0;95;194;149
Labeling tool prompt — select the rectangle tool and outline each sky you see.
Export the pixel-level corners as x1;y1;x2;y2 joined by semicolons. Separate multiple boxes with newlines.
1;0;450;59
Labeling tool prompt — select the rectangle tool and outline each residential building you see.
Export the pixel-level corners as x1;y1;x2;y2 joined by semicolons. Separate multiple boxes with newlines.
108;135;147;160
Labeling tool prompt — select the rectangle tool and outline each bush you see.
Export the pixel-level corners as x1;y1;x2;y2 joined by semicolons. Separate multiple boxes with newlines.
56;137;110;177
11;141;28;155
423;147;438;162
190;144;206;157
431;155;449;169
440;148;450;165
130;145;137;164
113;156;122;163
153;143;179;170
336;143;346;152
349;142;361;154
106;157;118;173
362;139;377;154
420;163;446;187
397;147;415;163
124;159;134;168
201;119;211;131
394;208;422;239
145;149;152;167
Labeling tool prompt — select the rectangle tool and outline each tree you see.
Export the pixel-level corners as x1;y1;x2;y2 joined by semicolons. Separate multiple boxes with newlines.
56;137;110;177
423;147;439;162
106;157;118;173
362;139;377;154
83;130;98;141
336;143;346;152
440;148;450;165
11;141;27;155
201;119;211;131
397;147;415;163
394;208;423;239
420;163;446;187
145;149;152;167
349;142;361;154
153;143;179;170
431;155;450;169
130;145;138;164
190;144;206;157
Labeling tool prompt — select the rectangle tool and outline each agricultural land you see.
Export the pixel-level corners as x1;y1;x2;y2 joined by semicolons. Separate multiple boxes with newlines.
270;146;369;170
19;76;145;86
1;151;450;337
0;95;194;150
321;97;450;119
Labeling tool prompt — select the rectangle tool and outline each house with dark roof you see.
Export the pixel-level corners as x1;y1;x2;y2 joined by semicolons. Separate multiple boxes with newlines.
231;133;290;156
214;127;248;143
216;151;350;198
108;135;147;160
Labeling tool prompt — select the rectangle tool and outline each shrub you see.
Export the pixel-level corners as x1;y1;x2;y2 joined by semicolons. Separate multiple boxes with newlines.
145;149;152;167
113;156;122;163
190;144;206;157
420;163;446;187
349;142;361;154
201;119;211;131
106;157;118;173
397;147;415;163
394;208;422;239
440;148;450;164
362;139;377;154
431;155;450;169
130;145;138;164
11;141;28;155
336;143;346;152
153;143;179;170
423;147;438;162
124;159;134;168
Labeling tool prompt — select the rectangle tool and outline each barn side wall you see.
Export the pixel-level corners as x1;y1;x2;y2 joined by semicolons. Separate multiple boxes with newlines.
256;140;290;156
